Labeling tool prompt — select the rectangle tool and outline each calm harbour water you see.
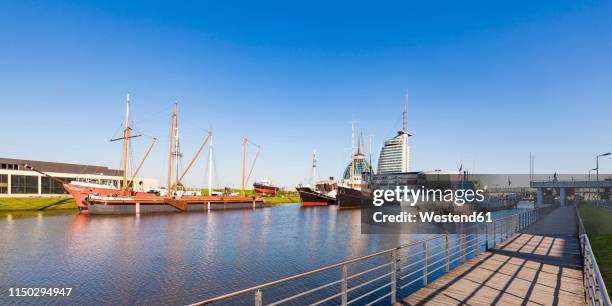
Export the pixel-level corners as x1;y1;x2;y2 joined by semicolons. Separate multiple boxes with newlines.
0;204;522;305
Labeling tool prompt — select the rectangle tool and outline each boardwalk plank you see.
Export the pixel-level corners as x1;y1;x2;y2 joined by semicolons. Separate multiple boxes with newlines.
397;206;586;306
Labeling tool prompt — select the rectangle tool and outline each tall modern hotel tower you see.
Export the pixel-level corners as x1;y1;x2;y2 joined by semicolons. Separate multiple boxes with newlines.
377;94;411;174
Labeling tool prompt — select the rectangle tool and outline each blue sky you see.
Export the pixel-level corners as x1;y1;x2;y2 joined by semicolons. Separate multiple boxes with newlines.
1;1;611;187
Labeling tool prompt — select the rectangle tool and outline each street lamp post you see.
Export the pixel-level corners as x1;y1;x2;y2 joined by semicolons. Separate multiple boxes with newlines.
589;168;597;181
596;152;611;181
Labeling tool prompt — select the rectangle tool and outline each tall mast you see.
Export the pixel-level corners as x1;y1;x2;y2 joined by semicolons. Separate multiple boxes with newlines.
369;136;372;173
241;137;247;196
167;104;176;193
351;118;356;155
350;120;355;180
312;149;317;187
359;132;364;154
121;93;130;191
208;131;213;196
174;100;181;188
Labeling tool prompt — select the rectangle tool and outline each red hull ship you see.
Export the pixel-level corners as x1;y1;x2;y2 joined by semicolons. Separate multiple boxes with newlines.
62;182;155;211
253;179;279;195
32;96;266;214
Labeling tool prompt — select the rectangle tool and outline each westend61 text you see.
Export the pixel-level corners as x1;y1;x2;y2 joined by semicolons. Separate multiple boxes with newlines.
372;211;493;223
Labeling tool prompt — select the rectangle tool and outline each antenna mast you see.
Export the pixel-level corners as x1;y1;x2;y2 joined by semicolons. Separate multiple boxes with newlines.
402;90;408;132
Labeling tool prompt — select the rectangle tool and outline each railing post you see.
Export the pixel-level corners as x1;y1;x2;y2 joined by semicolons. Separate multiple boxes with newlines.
494;221;497;246
462;231;466;263
475;224;480;255
423;241;428;286
390;249;397;304
341;264;348;305
254;289;262;306
445;234;450;272
529;210;532;224
485;222;489;250
507;216;511;236
506;218;510;238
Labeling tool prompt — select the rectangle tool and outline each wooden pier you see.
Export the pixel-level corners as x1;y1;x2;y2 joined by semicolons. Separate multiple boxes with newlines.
399;206;585;305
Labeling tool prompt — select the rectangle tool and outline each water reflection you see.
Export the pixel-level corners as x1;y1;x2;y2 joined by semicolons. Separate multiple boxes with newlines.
1;205;522;305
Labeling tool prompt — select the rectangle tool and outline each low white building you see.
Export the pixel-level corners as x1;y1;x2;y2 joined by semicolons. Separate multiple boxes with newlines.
0;157;158;197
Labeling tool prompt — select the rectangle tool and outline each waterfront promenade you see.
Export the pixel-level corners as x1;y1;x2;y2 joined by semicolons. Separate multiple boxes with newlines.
399;206;585;305
187;205;609;305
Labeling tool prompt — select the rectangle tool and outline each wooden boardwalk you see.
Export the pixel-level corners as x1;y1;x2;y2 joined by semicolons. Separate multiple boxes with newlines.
399;206;586;305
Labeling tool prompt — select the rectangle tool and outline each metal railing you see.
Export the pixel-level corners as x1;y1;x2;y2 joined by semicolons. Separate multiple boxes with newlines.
576;205;611;306
531;180;612;188
189;208;547;306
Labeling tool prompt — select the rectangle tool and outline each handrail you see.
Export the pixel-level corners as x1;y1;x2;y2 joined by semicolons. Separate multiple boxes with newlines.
189;208;547;306
189;234;442;305
575;204;611;306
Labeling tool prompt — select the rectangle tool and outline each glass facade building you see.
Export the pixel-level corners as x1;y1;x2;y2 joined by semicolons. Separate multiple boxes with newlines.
377;131;410;174
0;174;7;194
343;154;372;179
10;175;38;194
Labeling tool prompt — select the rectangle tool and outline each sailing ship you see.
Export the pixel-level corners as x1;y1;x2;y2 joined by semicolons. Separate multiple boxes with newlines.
336;153;372;208
84;102;264;214
297;150;338;206
54;94;156;212
336;122;373;208
30;95;265;214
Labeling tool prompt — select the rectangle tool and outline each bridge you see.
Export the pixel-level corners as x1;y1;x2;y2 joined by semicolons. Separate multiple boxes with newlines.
189;205;609;306
531;179;612;206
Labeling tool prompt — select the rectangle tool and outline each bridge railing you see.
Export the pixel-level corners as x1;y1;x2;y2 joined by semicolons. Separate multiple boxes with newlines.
531;180;612;188
575;205;611;306
189;208;548;306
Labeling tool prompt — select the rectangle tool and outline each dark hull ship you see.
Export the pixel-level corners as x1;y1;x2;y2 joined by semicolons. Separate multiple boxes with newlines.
336;185;372;208
297;186;337;206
